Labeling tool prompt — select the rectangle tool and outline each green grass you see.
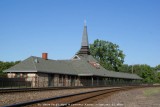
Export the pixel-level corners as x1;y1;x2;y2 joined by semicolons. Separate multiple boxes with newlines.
143;88;160;96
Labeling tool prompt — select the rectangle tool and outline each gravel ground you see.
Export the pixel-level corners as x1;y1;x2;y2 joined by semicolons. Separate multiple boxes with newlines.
92;87;160;107
0;87;115;106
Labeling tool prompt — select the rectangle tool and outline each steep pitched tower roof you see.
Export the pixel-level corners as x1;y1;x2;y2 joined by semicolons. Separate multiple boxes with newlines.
78;21;90;55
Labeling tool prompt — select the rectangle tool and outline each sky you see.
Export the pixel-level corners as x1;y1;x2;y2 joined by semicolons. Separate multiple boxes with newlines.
0;0;160;67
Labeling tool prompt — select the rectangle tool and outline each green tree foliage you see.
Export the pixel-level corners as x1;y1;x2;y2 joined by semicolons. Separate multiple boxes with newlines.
155;64;160;71
156;72;160;83
0;61;20;77
118;64;130;73
140;65;155;83
90;39;125;71
119;64;160;83
154;64;160;83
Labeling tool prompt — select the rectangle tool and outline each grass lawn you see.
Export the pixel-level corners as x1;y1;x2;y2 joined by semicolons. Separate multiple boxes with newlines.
143;87;160;96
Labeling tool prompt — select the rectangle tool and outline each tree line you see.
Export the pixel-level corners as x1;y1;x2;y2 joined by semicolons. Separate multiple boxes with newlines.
119;64;160;83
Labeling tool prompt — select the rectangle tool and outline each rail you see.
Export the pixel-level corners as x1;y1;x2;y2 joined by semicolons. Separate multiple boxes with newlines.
0;86;122;93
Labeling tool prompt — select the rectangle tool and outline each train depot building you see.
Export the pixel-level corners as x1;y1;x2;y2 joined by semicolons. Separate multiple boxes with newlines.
4;24;142;87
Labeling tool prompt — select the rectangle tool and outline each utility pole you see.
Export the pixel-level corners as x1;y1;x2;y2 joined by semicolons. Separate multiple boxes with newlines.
132;65;133;74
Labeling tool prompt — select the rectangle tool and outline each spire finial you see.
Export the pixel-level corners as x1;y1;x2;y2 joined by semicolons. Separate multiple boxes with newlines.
84;19;86;26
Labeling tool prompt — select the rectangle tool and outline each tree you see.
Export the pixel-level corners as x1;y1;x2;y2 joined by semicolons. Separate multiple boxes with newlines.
156;72;160;83
90;39;125;71
139;65;155;83
155;64;160;71
118;64;130;73
154;65;160;83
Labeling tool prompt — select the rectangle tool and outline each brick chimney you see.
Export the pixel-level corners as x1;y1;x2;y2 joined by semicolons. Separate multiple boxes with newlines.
42;53;48;60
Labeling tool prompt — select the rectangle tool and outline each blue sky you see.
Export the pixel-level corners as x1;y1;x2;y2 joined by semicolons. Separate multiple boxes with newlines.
0;0;160;67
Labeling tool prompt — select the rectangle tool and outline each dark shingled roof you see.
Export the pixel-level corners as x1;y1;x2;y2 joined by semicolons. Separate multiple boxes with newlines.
4;55;142;80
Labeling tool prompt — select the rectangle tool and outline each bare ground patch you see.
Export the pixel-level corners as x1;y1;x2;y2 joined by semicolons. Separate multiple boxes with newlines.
93;87;160;107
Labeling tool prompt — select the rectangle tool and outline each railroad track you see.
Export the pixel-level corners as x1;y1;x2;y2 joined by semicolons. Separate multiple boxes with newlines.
0;87;61;93
4;86;137;107
0;87;77;93
0;86;115;93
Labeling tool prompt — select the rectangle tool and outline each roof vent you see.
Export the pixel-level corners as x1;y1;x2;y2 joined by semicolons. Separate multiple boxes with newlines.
42;53;48;60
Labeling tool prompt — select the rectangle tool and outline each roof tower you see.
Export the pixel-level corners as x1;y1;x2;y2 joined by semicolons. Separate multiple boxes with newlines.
78;21;90;55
